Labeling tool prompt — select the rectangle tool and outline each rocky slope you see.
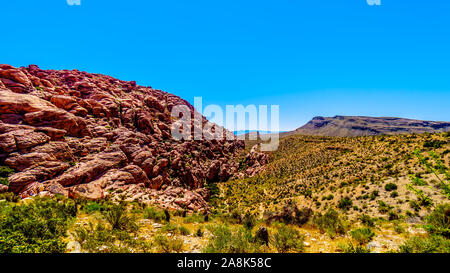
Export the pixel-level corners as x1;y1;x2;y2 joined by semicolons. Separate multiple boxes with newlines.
0;64;265;211
283;116;450;137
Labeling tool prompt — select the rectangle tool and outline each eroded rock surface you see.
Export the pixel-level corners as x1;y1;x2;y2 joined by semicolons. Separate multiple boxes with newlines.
0;64;266;211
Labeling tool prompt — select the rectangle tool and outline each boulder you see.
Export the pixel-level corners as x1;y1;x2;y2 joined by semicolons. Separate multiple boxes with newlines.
51;149;127;187
8;161;70;193
148;175;164;190
69;182;104;200
0;184;8;193
5;152;57;171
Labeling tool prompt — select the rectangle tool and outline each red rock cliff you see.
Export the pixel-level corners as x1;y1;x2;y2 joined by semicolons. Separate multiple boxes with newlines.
0;64;245;211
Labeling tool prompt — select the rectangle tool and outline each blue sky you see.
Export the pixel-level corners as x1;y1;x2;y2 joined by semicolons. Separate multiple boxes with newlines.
2;0;450;131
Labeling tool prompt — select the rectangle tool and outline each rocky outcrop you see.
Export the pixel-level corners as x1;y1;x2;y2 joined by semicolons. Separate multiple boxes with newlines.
0;64;260;211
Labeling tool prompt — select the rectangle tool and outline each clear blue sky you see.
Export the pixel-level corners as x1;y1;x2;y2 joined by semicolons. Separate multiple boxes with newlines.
2;0;450;131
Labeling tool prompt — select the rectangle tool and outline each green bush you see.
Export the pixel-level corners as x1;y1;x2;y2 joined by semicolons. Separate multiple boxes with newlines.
82;201;105;213
398;236;450;253
322;194;334;201
74;222;152;253
369;190;379;200
338;197;353;210
390;191;399;198
0;166;14;186
425;203;450;238
154;234;184;253
204;224;256;253
377;200;392;214
423;140;445;149
0;197;76;253
385;183;398;191
272;225;304;253
313;208;348;238
350;228;375;245
0;192;19;202
0;166;14;178
144;206;166;223
243;212;257;230
160;223;178;233
393;221;405;234
337;241;370;253
359;214;376;227
103;202;137;232
411;176;427;186
0;177;8;186
178;226;191;236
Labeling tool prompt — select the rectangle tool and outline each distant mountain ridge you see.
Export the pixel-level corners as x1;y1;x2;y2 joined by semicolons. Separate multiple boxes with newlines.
283;116;450;137
234;130;285;136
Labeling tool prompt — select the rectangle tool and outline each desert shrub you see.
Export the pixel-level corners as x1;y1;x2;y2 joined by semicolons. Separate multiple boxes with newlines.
393;221;405;234
183;213;205;223
229;209;243;224
73;223;130;253
385;183;398;191
313;208;348;238
369;190;379;200
0;192;19;202
411;176;427;186
73;222;153;253
423;140;445;149
172;209;186;217
82;201;105;213
144;206;166;222
160;223;178;234
204;224;256;253
424;203;450;238
254;226;269;246
103;202;137;232
0;197;76;253
164;209;171;223
377;201;392;214
407;184;433;207
272;225;304;253
196;227;204;237
359;214;376;227
154;234;184;253
409;200;421;212
0;177;8;186
178;226;191;236
388;211;400;221
265;202;312;226
322;194;334;201
0;166;14;178
398;236;450;253
350;228;375;245
0;166;14;186
243;212;257;230
337;241;370;253
205;181;220;199
338;197;353;210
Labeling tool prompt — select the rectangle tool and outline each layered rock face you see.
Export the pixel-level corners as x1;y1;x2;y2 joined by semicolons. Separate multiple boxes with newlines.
0;64;248;211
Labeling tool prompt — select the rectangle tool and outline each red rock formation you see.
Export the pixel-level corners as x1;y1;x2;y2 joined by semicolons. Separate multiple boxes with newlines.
0;64;249;211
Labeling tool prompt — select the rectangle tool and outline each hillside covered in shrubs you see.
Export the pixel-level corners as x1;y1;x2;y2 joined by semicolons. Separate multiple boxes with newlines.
1;132;449;253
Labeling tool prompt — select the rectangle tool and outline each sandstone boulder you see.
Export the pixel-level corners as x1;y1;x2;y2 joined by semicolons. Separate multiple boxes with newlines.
51;149;127;187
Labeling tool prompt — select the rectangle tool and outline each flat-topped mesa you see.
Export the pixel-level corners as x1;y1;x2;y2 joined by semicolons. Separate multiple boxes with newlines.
286;115;450;137
0;64;260;211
